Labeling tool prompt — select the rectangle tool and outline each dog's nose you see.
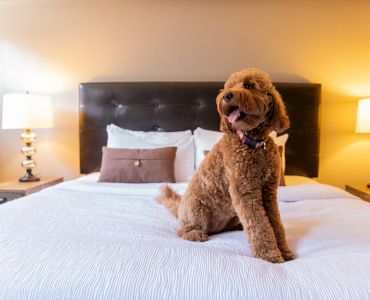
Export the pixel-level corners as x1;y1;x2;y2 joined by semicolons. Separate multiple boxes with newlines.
223;92;233;102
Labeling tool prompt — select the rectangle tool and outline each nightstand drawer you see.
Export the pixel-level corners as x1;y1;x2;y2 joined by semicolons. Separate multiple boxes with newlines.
0;192;24;202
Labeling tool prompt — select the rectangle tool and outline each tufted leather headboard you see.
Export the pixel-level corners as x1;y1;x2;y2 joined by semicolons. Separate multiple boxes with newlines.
79;82;321;177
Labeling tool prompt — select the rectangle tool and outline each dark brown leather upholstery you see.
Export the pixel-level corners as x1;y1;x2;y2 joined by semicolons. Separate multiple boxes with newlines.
79;82;321;177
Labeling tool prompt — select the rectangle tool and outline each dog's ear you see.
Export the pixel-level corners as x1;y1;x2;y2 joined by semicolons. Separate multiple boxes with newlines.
269;88;290;133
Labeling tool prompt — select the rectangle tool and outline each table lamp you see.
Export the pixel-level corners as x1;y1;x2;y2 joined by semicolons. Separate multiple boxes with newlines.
2;93;53;182
355;98;370;188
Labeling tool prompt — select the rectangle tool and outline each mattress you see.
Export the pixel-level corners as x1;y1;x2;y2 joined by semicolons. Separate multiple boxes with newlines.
0;174;369;300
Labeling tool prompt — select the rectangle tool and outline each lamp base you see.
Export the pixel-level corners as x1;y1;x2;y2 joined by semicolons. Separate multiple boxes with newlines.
19;129;40;183
19;170;40;182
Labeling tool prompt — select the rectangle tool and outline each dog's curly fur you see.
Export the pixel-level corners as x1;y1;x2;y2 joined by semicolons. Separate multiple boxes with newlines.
157;68;296;263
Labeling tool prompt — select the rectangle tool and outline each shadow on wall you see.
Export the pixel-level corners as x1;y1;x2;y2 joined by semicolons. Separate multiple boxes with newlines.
269;72;311;83
90;71;313;84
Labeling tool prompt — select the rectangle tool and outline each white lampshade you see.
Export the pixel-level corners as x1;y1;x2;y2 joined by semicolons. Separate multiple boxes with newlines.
355;98;370;133
2;93;54;129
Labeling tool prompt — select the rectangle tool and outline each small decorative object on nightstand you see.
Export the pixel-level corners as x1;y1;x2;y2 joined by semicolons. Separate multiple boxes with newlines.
0;177;63;203
2;92;54;182
345;184;370;202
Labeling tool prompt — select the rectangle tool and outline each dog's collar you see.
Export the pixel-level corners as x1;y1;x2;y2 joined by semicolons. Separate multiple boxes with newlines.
237;131;266;150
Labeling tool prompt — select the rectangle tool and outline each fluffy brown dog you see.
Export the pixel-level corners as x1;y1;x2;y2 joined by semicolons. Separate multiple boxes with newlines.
157;68;296;263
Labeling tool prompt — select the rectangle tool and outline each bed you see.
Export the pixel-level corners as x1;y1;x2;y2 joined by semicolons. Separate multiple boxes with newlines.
1;82;370;300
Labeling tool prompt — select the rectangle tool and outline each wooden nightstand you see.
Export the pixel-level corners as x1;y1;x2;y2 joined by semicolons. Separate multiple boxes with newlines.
0;177;63;204
345;184;370;202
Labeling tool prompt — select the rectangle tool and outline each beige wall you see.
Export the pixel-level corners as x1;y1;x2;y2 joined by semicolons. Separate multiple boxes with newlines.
0;0;369;187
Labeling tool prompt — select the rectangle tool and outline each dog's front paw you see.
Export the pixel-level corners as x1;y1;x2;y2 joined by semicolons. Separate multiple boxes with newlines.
281;250;297;261
178;229;209;242
265;254;285;264
255;249;285;264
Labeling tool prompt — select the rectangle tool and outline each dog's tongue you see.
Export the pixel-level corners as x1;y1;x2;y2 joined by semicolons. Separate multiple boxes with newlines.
228;109;240;123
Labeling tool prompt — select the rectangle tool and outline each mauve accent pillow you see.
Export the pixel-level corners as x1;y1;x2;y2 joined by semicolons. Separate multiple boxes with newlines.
98;147;177;183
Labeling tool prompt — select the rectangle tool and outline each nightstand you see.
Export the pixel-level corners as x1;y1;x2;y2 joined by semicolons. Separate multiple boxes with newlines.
0;177;63;204
345;184;370;202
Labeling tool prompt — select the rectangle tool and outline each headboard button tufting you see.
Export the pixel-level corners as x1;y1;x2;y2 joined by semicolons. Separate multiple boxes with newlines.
79;82;320;177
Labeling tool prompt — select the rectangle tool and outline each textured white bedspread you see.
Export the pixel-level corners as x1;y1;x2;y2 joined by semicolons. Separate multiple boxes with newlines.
0;174;369;300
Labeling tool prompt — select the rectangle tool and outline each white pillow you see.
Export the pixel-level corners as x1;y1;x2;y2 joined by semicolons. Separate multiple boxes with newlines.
193;127;223;168
269;131;289;171
193;128;289;171
106;124;195;182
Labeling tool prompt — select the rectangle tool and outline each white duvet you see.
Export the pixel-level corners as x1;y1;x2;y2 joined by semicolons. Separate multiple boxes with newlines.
0;174;369;300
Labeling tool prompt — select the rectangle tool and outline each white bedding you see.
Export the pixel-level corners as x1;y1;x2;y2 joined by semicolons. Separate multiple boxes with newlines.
0;174;369;300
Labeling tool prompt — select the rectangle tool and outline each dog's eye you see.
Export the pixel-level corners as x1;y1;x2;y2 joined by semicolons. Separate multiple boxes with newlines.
243;82;254;90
